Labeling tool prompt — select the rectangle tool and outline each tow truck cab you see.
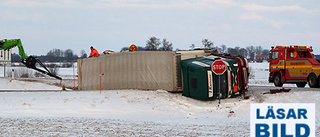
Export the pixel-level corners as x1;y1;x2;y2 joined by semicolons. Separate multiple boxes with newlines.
269;46;320;88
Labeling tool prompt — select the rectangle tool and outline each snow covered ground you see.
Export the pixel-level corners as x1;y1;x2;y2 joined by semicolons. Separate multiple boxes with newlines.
0;62;319;136
0;66;76;78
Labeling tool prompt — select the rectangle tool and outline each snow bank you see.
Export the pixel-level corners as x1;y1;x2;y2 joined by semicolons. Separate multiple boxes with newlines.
0;87;319;136
0;78;61;90
0;90;246;124
0;87;319;124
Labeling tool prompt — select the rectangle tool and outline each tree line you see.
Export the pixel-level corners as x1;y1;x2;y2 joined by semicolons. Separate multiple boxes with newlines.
11;36;320;63
197;39;271;61
121;37;270;61
122;37;320;61
11;49;88;63
120;36;173;51
200;39;271;61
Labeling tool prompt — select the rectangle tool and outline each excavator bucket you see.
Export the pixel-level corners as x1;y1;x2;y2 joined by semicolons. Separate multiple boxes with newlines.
1;39;61;80
22;56;62;80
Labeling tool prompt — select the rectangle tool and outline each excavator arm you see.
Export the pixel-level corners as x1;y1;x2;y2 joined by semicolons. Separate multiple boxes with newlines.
0;39;26;59
0;39;62;80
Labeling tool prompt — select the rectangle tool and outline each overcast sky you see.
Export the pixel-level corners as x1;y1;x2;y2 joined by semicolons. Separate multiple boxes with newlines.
1;0;319;56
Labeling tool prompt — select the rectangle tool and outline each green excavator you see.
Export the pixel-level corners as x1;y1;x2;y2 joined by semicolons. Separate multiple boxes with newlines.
0;39;62;80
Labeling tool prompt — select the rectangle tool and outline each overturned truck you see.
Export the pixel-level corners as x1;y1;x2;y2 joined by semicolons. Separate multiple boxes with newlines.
77;50;249;101
181;54;249;100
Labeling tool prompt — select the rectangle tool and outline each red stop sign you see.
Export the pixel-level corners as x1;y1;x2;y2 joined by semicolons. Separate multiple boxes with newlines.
211;60;226;75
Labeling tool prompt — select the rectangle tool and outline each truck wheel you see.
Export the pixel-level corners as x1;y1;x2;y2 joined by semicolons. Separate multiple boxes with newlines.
296;82;306;88
308;73;319;88
274;73;283;87
319;76;320;88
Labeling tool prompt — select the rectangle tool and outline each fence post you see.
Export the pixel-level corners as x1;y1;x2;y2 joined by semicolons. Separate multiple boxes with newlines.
12;69;14;80
99;62;101;93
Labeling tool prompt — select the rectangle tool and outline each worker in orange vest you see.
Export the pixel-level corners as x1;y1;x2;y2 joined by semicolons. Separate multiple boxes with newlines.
89;46;99;57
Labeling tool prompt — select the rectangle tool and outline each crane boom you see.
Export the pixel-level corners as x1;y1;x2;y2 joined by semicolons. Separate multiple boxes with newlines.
0;39;62;80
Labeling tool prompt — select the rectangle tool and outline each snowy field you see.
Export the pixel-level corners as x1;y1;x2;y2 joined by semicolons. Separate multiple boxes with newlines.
0;62;319;136
0;66;76;78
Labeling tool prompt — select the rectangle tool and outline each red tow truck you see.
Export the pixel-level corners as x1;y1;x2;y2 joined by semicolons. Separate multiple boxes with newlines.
269;45;320;88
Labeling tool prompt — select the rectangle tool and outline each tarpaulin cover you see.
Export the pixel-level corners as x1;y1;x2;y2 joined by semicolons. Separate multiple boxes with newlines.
78;51;181;91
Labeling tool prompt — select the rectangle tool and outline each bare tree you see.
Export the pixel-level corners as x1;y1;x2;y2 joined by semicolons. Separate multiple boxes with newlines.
159;38;173;51
202;39;214;49
190;44;195;50
47;48;64;57
145;36;161;51
239;48;248;58
213;46;222;53
64;49;78;62
64;49;74;58
246;46;255;61
48;67;59;76
234;46;240;55
262;49;270;60
255;46;263;55
46;48;64;62
220;44;227;53
80;50;87;58
227;48;238;55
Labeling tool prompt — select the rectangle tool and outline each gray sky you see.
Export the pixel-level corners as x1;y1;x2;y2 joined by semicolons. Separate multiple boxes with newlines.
1;0;320;56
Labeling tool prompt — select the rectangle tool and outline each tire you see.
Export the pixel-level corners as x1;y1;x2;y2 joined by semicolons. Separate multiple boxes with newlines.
296;82;306;88
319;76;320;88
308;73;319;88
274;73;283;87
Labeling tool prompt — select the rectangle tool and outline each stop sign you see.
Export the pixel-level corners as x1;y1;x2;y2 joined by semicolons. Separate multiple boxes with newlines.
211;60;226;75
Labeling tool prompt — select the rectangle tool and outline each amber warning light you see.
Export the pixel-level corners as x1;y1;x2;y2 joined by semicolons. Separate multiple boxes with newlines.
129;44;137;51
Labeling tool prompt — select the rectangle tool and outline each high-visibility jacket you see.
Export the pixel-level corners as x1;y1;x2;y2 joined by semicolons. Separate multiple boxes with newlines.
89;48;99;57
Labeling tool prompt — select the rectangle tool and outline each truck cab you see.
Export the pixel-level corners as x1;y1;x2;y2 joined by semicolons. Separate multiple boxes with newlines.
269;46;320;88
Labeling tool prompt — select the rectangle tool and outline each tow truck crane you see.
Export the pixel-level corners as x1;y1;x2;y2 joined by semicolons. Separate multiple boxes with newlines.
269;45;320;88
0;39;62;80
